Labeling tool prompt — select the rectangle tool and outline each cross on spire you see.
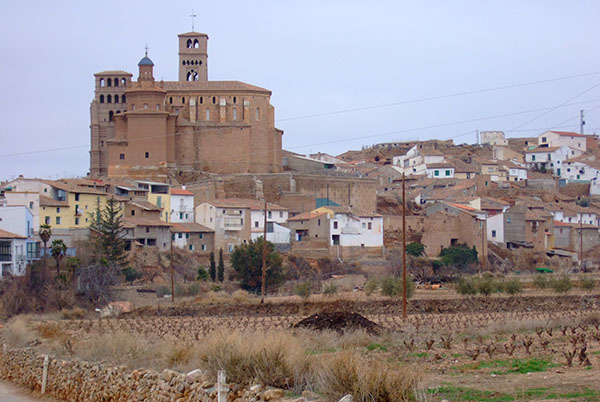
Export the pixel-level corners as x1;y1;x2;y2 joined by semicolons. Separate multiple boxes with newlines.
190;9;197;31
144;43;149;57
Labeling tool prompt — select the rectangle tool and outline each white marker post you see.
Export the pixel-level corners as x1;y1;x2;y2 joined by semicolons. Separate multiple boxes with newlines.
41;355;49;394
217;370;227;402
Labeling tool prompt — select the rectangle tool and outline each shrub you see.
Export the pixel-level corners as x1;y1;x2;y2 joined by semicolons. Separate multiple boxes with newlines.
295;282;312;300
188;283;202;296
61;307;86;320
155;285;170;298
579;276;595;291
232;289;251;303
439;244;478;268
364;278;379;296
197;267;209;281
121;267;143;283
406;242;425;257
380;276;414;299
503;279;523;295
323;283;338;296
456;276;478;296
533;274;549;289
477;277;495;296
550;275;572;293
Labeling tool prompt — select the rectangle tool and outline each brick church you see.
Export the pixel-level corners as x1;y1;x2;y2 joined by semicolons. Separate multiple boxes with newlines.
89;31;283;179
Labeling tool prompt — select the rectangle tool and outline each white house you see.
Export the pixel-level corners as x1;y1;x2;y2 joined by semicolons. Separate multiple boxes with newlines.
329;211;383;248
550;207;596;226
0;205;39;263
0;229;28;277
425;163;455;178
505;162;528;181
3;192;41;230
392;145;446;176
480;131;508;146
170;188;195;223
250;208;290;245
560;158;600;182
537;130;587;153
525;146;583;175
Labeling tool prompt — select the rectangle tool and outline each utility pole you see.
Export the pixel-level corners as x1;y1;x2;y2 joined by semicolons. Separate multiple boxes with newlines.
481;219;486;274
580;215;584;269
261;200;268;304
580;110;586;135
402;173;407;321
170;231;175;302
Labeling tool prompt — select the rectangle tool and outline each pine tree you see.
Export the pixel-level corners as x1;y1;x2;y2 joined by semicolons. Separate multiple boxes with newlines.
217;248;225;282
89;197;127;267
209;251;216;282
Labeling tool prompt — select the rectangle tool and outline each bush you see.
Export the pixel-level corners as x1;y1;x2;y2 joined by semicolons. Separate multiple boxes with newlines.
197;267;209;281
533;274;549;289
579;276;595;291
155;285;170;298
503;279;523;295
440;244;478;268
550;275;572;293
295;282;312;300
456;276;478;296
323;283;338;296
406;242;425;257
380;276;414;299
477;276;495;296
121;267;143;282
364;278;379;296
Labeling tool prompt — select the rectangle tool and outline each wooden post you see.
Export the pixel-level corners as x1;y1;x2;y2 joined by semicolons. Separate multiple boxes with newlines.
217;370;227;402
580;215;583;269
41;355;49;394
402;173;407;321
261;200;268;304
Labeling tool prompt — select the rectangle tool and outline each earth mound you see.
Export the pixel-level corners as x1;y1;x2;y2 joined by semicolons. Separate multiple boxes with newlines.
292;311;381;335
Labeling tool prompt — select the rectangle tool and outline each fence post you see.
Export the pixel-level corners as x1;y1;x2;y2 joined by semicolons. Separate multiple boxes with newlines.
217;370;227;402
41;355;49;394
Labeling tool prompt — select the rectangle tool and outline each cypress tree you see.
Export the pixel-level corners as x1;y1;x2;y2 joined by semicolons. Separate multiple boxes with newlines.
217;248;225;282
209;251;216;282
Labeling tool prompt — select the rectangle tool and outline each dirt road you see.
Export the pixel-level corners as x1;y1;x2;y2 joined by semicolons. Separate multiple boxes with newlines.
0;381;50;402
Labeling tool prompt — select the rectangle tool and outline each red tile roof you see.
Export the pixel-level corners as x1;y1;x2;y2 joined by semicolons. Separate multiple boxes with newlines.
123;217;171;228
208;198;287;211
171;222;213;233
0;229;26;239
170;189;194;196
550;131;586;138
288;211;328;221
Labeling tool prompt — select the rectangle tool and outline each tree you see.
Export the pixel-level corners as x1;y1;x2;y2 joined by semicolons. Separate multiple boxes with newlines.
209;251;216;282
217;248;225;282
50;239;67;277
230;238;285;292
406;242;425;257
38;224;52;274
440;244;478;268
89;197;127;267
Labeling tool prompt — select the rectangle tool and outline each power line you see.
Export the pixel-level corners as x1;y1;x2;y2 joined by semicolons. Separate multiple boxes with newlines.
510;81;600;131
276;71;600;122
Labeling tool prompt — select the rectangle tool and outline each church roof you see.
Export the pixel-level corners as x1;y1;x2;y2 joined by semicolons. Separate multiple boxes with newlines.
138;56;154;66
178;31;209;37
94;70;132;76
163;80;271;94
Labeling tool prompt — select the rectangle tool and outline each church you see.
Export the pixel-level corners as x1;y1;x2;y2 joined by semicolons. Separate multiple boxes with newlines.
89;31;283;179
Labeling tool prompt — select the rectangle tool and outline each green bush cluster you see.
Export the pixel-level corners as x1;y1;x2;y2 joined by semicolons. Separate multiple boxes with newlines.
294;282;312;299
379;276;415;299
323;283;338;296
455;274;523;296
532;274;596;293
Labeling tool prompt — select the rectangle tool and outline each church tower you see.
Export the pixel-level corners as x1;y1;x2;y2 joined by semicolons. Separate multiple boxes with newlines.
178;32;208;81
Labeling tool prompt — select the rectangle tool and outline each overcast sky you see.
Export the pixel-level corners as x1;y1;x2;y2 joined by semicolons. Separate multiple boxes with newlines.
2;1;600;180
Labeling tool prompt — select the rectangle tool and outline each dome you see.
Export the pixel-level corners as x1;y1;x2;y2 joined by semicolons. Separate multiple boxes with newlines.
138;56;154;66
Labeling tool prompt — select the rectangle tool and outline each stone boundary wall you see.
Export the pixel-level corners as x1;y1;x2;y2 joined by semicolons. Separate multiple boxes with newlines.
0;344;218;401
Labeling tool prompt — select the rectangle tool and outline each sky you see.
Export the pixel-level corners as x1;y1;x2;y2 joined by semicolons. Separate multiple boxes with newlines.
2;0;600;180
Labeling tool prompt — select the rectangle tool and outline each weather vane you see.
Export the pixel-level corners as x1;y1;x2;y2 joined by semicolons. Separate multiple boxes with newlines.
190;9;197;31
144;43;149;57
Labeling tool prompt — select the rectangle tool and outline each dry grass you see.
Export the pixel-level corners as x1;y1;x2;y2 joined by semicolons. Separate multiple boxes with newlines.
2;316;37;348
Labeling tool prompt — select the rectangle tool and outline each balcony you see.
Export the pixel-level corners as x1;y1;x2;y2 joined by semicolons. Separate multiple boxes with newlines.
224;217;243;230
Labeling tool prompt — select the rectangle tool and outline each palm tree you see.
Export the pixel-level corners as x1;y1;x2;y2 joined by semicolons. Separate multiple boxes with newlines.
50;239;67;277
38;224;52;274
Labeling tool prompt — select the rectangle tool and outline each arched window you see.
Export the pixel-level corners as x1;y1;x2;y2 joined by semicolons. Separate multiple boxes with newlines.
114;95;119;103
182;60;186;65
182;97;185;104
121;94;126;103
199;60;203;65
205;108;210;121
232;107;237;121
256;107;261;121
169;97;173;104
99;95;104;103
193;39;199;48
186;71;192;81
156;104;160;110
199;97;203;104
107;78;112;87
122;78;127;86
114;78;119;87
187;39;193;48
109;111;114;121
99;78;105;87
212;96;216;104
195;60;198;65
107;95;112;103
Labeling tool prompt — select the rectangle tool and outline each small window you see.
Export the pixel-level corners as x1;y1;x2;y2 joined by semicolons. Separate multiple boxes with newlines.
212;97;216;104
199;233;203;239
145;152;149;158
268;211;272;218
107;95;112;103
232;107;237;121
131;210;135;216
100;95;104;103
120;153;125;160
507;217;511;223
205;108;210;121
56;207;60;213
318;219;321;226
255;221;259;228
56;216;61;225
178;233;183;238
541;137;547;142
107;78;112;87
99;78;105;87
114;95;119;103
146;227;150;233
434;170;439;176
75;193;80;201
256;107;261;120
75;217;80;225
367;222;372;230
186;233;190;239
362;222;366;229
45;216;50;225
122;95;126;103
201;244;206;251
189;245;194;251
279;211;283;218
143;103;148;109
233;96;237;104
169;97;173;104
29;201;34;209
333;221;338;229
491;230;496;237
445;170;451;176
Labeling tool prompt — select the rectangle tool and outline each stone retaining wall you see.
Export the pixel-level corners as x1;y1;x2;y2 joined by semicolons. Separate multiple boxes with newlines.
0;344;219;401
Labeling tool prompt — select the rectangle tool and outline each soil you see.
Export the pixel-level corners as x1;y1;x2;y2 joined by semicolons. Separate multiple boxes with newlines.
292;311;381;335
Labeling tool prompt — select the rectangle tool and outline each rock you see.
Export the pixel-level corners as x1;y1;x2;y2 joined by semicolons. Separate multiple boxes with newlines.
250;384;263;393
160;369;179;383
263;388;285;400
338;395;353;402
186;369;203;383
302;390;319;401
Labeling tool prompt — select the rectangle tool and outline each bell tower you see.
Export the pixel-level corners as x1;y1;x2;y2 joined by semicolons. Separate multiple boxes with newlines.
178;32;208;82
